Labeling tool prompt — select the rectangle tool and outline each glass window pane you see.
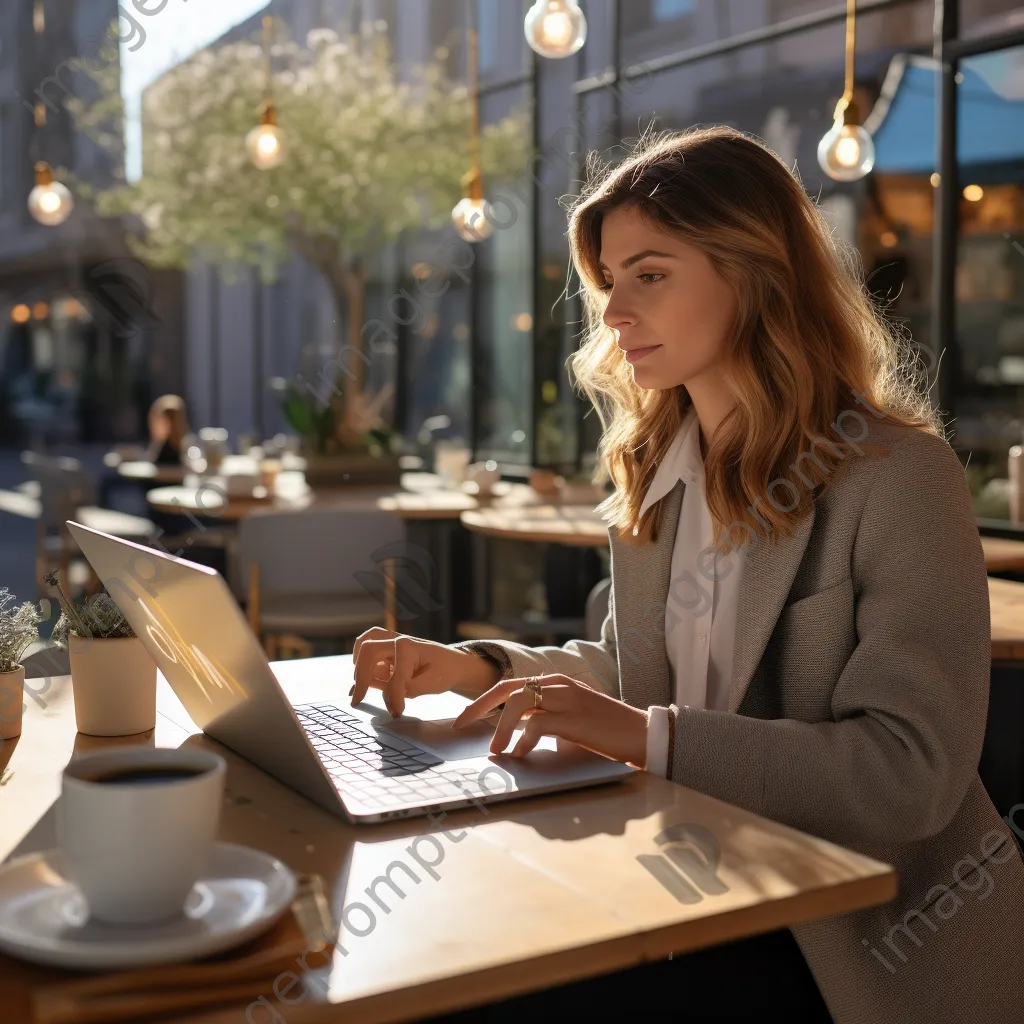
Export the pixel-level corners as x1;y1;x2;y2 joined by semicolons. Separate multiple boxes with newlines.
476;86;534;463
949;44;1024;521
581;0;616;76
620;0;700;63
476;0;531;83
961;2;1024;42
399;230;472;448
534;58;580;469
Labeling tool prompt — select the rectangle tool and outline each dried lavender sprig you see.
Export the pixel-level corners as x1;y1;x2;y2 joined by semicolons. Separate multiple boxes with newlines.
0;590;42;673
43;570;93;640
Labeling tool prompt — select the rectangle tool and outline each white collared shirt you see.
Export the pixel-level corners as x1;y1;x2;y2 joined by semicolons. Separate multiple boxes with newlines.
641;408;745;775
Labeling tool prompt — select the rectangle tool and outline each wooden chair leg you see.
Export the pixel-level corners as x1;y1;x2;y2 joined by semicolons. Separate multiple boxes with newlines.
247;564;261;637
264;633;278;661
383;557;398;632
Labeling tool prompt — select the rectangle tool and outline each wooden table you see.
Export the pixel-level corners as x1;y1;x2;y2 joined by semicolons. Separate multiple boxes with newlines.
459;503;609;547
457;504;609;641
145;473;521;522
116;460;189;484
0;656;896;1023
982;535;1024;573
989;576;1024;660
983;578;1024;817
146;471;315;520
144;473;586;642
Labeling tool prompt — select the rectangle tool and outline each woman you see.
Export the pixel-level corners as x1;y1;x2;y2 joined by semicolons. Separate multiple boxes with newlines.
146;394;189;466
351;127;1024;1022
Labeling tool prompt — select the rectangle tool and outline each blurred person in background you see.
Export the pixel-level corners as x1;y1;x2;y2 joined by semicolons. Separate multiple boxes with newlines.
147;394;189;466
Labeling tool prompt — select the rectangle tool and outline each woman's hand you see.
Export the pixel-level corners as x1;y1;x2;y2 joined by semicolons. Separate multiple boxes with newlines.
350;628;502;717
451;673;649;768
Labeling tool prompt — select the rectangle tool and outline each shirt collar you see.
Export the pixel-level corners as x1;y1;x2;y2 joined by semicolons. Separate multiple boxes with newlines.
639;407;704;517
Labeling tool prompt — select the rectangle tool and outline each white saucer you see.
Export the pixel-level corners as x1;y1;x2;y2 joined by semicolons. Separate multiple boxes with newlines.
0;842;297;970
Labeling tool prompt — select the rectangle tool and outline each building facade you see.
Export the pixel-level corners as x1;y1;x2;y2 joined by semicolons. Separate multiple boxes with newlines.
5;0;1024;521
0;0;186;446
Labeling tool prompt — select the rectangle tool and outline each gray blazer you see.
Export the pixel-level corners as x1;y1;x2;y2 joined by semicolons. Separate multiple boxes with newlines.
458;417;1024;1024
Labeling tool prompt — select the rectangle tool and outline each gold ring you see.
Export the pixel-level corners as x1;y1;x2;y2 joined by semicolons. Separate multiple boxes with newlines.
524;677;543;709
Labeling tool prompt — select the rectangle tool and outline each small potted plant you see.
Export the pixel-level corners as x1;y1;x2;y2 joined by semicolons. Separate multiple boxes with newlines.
44;571;157;737
0;590;41;741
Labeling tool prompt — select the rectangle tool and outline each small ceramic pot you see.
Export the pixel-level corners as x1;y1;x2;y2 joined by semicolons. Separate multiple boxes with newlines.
0;666;25;741
69;636;157;737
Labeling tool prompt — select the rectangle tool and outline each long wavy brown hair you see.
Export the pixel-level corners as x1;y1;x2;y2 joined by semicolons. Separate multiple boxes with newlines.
568;125;938;549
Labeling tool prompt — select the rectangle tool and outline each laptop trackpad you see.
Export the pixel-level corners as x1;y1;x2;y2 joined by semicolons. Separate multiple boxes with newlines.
377;717;497;761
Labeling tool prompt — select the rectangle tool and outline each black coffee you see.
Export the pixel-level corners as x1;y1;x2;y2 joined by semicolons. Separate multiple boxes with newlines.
80;767;205;786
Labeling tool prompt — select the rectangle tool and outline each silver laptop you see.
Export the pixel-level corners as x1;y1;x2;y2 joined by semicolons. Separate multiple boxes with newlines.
66;522;634;823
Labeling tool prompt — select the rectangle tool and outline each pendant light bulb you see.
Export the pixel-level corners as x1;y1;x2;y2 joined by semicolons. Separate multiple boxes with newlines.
28;162;73;226
451;196;494;242
247;104;284;169
818;0;874;182
524;0;587;59
818;120;875;181
817;97;875;182
453;25;492;242
248;16;283;170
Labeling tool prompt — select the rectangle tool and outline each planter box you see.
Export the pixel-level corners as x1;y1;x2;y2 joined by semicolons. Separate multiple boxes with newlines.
303;453;403;487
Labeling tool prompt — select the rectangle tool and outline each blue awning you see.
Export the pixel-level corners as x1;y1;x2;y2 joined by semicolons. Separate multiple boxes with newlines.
865;54;1024;175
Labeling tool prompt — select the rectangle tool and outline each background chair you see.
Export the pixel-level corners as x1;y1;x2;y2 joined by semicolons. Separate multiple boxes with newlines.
236;507;407;659
21;451;158;599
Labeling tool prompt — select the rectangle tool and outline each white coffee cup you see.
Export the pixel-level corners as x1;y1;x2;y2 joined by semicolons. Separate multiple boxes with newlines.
434;442;471;485
465;460;501;495
57;746;226;925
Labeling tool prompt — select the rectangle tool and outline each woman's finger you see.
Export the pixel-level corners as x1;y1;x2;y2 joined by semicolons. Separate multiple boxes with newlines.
510;714;557;758
451;676;529;728
487;689;537;754
382;637;420;717
352;626;394;663
351;637;398;705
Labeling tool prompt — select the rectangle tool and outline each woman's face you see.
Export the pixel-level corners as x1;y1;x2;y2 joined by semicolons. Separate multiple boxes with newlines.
149;409;171;442
598;206;737;392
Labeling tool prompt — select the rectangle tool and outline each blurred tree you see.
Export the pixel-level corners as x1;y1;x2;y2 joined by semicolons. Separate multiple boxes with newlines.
69;20;531;451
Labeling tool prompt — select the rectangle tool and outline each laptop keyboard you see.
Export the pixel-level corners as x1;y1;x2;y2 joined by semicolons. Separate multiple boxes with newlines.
295;704;491;808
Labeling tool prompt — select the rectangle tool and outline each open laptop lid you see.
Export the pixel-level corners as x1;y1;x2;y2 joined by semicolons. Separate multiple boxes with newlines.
65;521;343;815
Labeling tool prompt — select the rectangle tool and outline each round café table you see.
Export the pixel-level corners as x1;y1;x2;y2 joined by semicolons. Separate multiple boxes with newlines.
458;503;610;642
116;460;188;484
145;471;315;521
981;536;1024;574
372;481;540;641
459;503;610;547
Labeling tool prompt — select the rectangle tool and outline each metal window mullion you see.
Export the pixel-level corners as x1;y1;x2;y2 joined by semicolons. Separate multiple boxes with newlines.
932;0;958;423
529;43;542;469
573;0;916;93
945;23;1024;61
570;17;587;473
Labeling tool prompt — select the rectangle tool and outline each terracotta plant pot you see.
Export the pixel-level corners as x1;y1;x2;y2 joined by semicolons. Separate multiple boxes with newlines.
0;666;25;741
69;636;157;737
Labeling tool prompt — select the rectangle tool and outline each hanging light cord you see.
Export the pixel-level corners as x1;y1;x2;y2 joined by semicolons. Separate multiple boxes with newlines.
843;0;856;104
468;24;481;193
262;14;275;117
32;0;46;164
